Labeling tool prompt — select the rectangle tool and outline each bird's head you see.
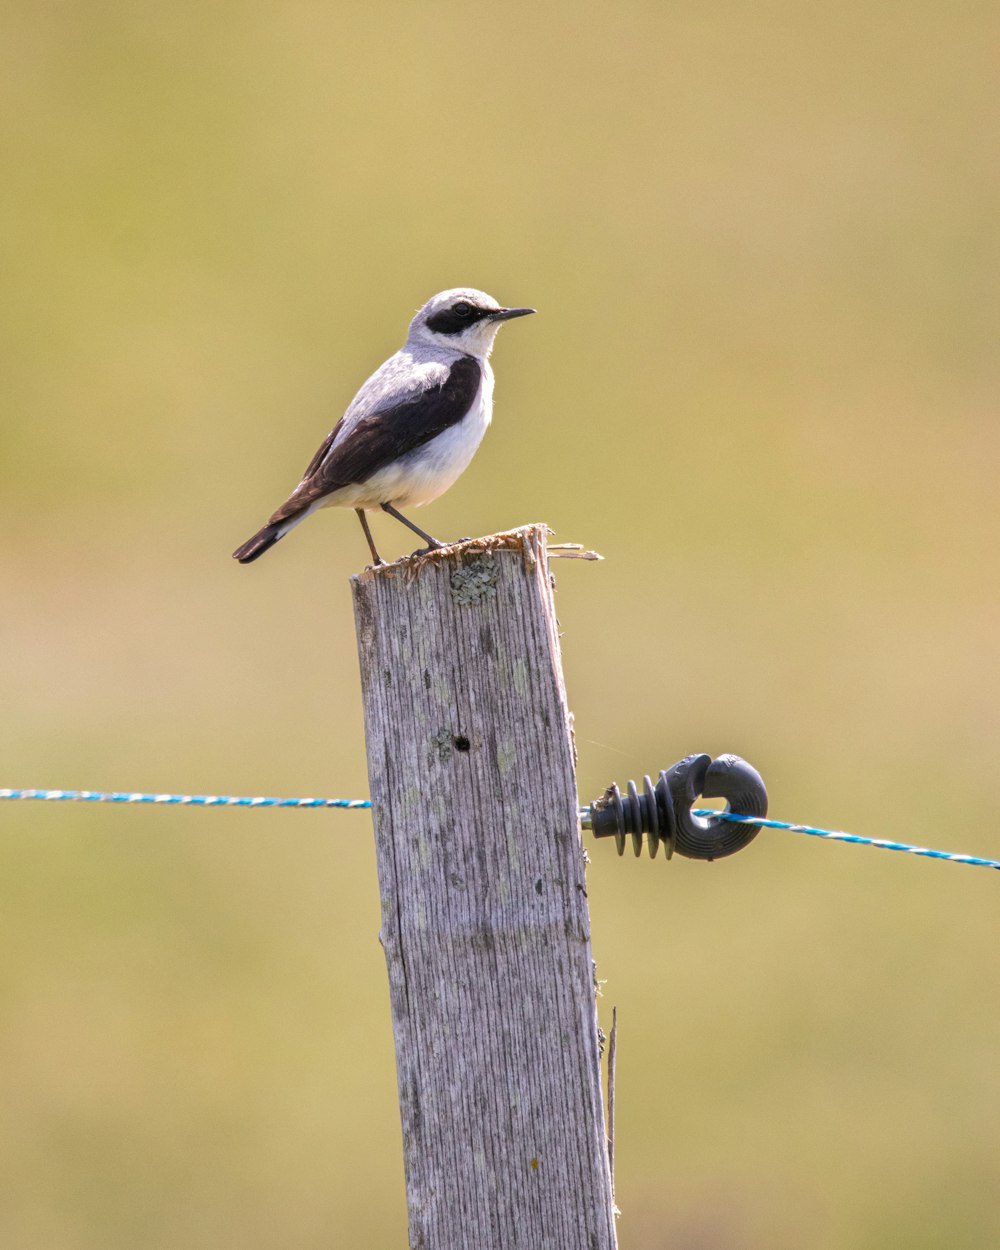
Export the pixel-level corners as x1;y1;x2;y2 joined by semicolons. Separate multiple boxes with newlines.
408;288;535;359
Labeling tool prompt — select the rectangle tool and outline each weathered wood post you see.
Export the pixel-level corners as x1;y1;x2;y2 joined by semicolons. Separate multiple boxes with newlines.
352;524;617;1250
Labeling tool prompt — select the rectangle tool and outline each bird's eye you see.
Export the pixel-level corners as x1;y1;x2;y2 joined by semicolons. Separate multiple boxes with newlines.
453;301;473;317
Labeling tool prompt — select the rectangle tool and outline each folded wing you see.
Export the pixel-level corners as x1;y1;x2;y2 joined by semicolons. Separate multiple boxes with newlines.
268;355;482;524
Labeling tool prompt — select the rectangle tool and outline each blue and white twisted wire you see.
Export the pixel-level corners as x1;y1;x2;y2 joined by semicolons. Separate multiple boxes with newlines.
691;811;1000;872
2;786;998;872
0;788;369;810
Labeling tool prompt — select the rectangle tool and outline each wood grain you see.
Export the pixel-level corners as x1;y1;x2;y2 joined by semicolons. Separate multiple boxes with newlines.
352;525;616;1250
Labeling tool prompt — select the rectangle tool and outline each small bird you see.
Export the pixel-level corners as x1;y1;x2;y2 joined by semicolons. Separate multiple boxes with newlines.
232;287;535;566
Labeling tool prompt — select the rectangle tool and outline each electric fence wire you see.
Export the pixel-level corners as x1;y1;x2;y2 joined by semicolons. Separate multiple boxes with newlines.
2;787;998;872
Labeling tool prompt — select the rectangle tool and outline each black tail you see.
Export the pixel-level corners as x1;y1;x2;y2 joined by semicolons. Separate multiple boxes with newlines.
232;522;286;564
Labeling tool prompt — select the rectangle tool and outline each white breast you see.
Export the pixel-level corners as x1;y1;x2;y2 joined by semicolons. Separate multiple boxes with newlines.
337;363;494;510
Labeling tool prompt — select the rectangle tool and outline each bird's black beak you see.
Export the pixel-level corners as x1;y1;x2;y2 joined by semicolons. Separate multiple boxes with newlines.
490;306;536;321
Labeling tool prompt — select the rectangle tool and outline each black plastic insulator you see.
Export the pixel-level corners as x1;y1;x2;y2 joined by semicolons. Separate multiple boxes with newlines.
588;753;768;862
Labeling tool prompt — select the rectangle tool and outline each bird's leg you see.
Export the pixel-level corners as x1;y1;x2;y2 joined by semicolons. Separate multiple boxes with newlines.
380;503;443;551
355;509;384;566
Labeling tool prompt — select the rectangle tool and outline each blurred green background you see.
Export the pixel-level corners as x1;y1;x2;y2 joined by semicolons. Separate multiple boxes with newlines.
2;3;998;1247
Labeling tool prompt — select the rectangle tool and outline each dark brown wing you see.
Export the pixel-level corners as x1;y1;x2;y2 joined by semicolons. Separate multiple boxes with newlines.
268;356;482;524
299;418;345;480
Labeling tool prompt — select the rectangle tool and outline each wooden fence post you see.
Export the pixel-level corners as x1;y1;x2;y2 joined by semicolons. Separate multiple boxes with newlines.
352;525;617;1250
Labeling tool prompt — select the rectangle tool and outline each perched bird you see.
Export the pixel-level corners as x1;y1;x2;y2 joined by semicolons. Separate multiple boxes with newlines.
232;287;535;566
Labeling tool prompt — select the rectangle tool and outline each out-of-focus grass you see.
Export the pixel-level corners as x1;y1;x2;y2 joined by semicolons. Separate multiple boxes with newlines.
1;3;998;1247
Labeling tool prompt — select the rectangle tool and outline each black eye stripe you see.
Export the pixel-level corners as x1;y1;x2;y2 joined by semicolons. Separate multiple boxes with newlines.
425;304;495;335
